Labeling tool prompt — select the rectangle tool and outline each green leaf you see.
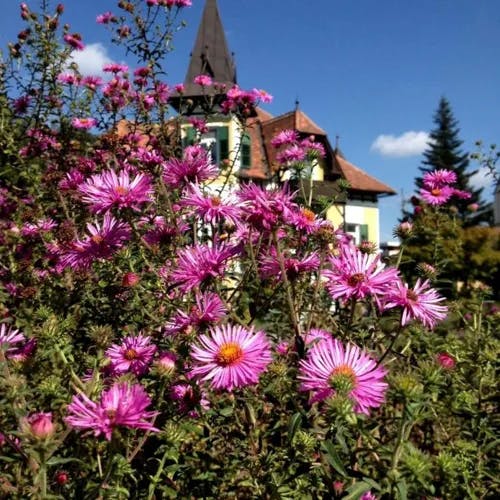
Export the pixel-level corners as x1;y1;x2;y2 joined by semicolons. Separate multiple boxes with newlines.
396;479;408;500
288;412;302;442
344;481;372;499
219;406;233;417
321;440;348;477
46;456;84;466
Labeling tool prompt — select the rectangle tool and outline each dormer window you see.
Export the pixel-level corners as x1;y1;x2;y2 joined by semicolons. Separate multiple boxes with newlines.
183;125;229;165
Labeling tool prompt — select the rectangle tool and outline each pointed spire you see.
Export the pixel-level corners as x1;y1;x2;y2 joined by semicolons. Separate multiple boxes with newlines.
185;0;236;86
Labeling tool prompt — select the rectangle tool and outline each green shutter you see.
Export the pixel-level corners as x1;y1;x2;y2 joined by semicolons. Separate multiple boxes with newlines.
360;224;369;242
182;126;196;147
241;133;251;168
218;126;229;161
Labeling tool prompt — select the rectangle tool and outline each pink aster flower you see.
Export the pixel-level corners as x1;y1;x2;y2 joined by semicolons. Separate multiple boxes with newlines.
170;383;209;418
58;169;85;191
21;218;57;237
8;337;37;362
286;206;326;234
81;76;103;90
271;129;299;148
189;324;272;391
102;63;129;74
298;337;388;415
171;244;234;293
65;382;158;440
193;74;212;87
0;324;26;359
420;186;454;206
13;95;30;114
63;34;84;51
174;83;185;93
179;185;242;225
300;137;326;158
259;249;320;281
423;169;457;188
236;183;296;231
72;117;97;130
164;292;227;335
58;213;131;271
57;73;79;85
323;246;399;302
276;144;306;164
96;11;115;24
452;188;472;200
78;169;153;213
251;88;273;103
382;278;448;329
142;216;188;247
105;335;157;376
188;117;208;134
163;145;218;189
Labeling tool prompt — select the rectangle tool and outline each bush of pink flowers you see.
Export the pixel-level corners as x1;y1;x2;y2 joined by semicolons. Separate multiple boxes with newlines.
0;2;497;499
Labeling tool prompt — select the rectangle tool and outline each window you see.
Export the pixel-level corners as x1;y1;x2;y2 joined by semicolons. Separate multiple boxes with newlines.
200;129;219;164
345;223;369;244
182;126;196;147
241;133;251;168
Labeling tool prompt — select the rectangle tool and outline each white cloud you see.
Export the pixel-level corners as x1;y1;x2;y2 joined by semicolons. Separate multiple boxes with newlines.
470;166;496;191
69;43;113;77
371;131;431;158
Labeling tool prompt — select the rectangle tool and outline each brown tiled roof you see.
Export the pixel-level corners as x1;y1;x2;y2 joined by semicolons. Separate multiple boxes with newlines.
258;110;333;177
237;108;273;180
334;153;396;195
241;108;395;197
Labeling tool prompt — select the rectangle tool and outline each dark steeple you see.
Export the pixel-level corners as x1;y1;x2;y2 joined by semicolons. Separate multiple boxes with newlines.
185;0;236;86
170;0;236;113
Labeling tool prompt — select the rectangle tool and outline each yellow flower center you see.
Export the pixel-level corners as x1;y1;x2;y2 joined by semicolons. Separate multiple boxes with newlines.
347;273;365;286
106;409;117;419
115;186;129;196
329;364;357;394
216;342;243;366
301;208;316;222
431;188;441;196
124;348;138;360
91;234;103;244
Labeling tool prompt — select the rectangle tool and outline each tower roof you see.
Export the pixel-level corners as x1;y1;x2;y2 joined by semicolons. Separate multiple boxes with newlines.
186;0;236;84
170;0;237;112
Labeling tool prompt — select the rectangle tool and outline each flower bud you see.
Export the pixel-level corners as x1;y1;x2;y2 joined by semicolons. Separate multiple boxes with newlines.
122;272;140;287
55;470;69;485
436;352;455;370
395;221;413;239
155;351;177;376
26;412;55;440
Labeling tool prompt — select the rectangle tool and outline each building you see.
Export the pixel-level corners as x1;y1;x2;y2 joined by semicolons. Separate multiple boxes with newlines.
170;0;396;245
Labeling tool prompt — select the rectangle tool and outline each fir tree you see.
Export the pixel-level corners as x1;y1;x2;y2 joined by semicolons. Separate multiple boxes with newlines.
415;97;491;225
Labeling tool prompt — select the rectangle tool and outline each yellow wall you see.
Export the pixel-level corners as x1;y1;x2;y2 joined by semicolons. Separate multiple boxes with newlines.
364;206;379;244
326;204;345;228
325;203;380;245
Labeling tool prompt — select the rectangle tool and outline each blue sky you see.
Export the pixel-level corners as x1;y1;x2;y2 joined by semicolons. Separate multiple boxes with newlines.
2;1;499;241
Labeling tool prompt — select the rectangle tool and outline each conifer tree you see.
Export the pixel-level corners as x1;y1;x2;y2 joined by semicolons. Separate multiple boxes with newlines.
415;97;491;225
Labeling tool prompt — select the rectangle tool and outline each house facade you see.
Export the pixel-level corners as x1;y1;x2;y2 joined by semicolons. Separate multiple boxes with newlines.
170;0;395;246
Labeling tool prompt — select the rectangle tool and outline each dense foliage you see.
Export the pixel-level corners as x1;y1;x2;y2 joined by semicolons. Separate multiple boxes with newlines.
0;2;498;499
412;97;491;226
